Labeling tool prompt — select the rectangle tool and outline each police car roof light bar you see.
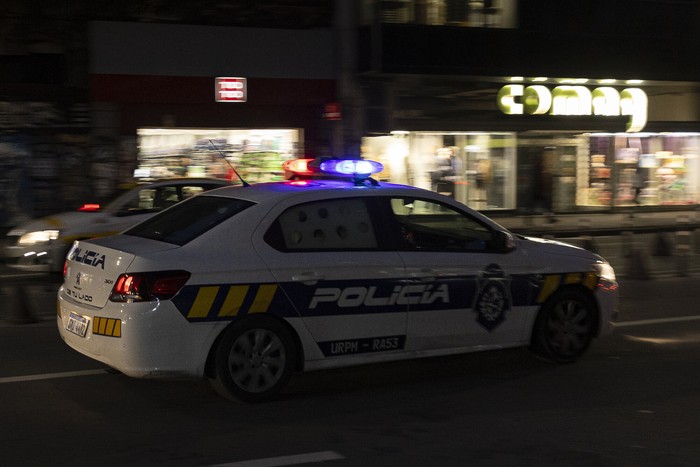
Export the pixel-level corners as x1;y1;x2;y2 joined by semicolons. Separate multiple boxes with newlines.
319;159;384;178
282;158;314;175
284;157;383;185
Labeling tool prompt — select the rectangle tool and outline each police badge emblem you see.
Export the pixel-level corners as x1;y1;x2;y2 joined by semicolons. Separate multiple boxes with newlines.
473;264;511;332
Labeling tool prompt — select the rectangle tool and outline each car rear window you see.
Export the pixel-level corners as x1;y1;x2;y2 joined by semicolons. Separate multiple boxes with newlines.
124;196;253;245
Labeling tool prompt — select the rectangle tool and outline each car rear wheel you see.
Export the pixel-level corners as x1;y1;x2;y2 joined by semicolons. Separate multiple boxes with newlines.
209;317;296;402
530;288;596;363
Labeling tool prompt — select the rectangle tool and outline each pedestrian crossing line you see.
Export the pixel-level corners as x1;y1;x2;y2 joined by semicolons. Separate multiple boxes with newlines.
0;369;107;384
206;451;346;467
614;315;700;327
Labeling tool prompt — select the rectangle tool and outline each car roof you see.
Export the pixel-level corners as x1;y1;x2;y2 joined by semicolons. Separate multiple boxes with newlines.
199;179;425;202
131;178;232;187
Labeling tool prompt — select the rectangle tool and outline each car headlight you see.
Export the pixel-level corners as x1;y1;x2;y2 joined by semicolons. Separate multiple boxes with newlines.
18;230;60;245
593;260;616;283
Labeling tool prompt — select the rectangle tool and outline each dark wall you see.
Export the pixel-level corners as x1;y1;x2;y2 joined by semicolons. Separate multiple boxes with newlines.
360;1;700;82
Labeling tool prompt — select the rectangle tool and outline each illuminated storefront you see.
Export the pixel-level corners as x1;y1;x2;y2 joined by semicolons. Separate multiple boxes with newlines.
362;77;700;213
363;131;517;210
136;128;301;183
583;132;699;208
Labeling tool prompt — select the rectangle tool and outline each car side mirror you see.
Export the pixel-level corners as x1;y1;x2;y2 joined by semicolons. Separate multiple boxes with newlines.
492;230;516;253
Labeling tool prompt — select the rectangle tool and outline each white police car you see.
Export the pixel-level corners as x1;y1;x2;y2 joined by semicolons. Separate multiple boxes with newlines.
4;178;230;272
57;159;618;402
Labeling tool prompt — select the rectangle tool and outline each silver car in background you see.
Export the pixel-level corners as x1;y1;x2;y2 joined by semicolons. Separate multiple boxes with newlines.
3;178;230;272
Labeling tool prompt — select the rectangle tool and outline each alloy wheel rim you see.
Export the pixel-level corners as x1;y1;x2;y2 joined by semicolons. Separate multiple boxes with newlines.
228;328;286;393
547;299;591;355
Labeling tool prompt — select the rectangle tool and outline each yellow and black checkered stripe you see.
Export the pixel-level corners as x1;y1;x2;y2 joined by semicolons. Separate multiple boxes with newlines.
535;272;598;304
93;316;121;337
172;283;294;322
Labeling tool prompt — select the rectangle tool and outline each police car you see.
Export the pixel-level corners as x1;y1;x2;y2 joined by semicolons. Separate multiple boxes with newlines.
4;178;230;272
57;159;618;402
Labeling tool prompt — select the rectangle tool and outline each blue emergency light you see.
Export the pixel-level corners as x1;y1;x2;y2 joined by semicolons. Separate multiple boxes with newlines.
284;157;383;183
319;159;384;177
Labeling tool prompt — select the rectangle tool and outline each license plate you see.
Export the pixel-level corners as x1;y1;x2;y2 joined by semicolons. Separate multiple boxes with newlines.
66;312;90;338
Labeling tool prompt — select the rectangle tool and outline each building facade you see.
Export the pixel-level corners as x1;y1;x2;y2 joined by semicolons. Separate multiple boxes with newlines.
3;0;700;226
354;0;700;214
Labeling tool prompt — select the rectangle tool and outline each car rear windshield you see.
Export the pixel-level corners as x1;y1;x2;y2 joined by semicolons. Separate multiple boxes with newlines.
124;196;254;245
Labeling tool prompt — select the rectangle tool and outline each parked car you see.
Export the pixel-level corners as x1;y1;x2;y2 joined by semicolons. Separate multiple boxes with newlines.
57;159;618;402
4;178;230;272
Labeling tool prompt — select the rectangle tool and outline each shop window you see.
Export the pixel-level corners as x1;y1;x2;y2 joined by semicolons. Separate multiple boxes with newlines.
362;132;516;211
584;134;700;208
137;128;301;183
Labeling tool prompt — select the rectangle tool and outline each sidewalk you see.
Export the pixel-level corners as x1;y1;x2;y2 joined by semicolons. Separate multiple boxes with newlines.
490;208;700;238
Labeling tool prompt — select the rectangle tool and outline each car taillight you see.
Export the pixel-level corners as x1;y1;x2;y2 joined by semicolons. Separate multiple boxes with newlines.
78;203;101;212
109;271;191;302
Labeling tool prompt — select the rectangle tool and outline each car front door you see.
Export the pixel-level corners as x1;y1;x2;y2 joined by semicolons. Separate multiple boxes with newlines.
384;196;530;351
253;195;408;361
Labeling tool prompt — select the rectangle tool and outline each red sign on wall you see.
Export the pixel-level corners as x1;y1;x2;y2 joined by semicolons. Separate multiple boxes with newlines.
215;77;247;102
323;102;341;120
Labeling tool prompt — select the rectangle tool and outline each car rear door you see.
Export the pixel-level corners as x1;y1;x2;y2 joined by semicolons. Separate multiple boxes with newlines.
253;195;408;361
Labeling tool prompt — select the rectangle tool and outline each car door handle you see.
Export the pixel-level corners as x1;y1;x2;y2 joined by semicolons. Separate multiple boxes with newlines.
408;268;436;281
292;272;325;283
479;263;505;278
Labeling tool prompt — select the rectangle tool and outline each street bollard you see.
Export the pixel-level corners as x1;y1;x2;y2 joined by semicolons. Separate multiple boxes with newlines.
621;214;635;258
542;212;555;240
626;248;651;280
676;215;691;277
652;232;672;256
578;218;597;253
6;284;37;324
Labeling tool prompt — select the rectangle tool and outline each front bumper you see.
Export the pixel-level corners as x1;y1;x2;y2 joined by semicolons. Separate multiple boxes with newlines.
4;242;63;272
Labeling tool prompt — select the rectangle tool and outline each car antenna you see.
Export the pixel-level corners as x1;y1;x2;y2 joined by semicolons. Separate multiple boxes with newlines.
208;139;250;187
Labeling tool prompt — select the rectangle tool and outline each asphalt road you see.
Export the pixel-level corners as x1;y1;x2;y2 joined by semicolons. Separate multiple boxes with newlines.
1;275;700;466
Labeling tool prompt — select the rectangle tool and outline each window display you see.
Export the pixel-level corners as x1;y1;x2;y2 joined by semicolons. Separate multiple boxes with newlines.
362;132;516;210
583;133;699;207
137;128;301;183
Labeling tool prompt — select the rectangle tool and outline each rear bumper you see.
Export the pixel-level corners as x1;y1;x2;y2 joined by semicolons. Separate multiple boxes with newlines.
4;243;64;272
57;291;226;379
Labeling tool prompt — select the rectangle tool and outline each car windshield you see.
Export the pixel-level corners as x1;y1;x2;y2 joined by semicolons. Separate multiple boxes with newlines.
124;195;253;245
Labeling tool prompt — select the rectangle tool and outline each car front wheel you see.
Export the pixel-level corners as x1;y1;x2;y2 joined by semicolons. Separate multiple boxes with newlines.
530;288;597;363
210;317;296;402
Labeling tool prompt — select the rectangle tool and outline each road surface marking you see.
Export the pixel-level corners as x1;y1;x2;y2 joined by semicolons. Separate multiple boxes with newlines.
615;315;700;327
207;451;345;467
0;369;106;384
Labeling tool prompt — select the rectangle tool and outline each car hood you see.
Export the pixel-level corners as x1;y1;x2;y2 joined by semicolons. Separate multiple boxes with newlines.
515;235;606;271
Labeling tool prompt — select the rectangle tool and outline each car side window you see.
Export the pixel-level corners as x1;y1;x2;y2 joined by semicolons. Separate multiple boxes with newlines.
265;198;379;251
389;197;493;252
118;188;157;213
182;186;206;199
153;186;180;209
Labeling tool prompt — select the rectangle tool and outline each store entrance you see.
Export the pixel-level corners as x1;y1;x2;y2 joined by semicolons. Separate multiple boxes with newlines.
517;141;578;213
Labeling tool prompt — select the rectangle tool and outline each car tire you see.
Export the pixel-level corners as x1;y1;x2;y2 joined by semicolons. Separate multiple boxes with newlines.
530;288;597;363
209;316;296;402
